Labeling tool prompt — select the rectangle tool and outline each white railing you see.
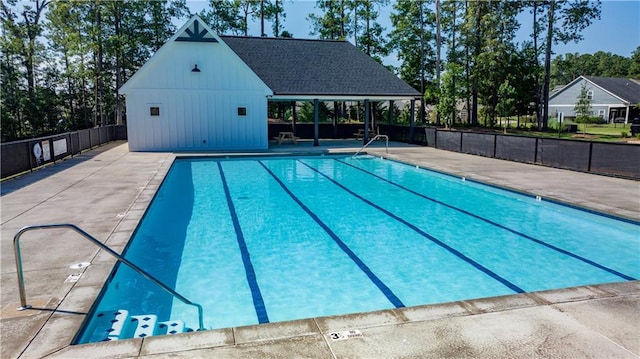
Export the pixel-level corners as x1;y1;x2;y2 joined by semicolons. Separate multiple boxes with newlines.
352;134;389;158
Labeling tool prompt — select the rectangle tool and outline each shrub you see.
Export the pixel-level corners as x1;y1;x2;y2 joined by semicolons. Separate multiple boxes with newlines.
621;131;628;138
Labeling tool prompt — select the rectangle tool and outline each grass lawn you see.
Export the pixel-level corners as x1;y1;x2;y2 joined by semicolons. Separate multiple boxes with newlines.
506;122;636;142
581;123;631;136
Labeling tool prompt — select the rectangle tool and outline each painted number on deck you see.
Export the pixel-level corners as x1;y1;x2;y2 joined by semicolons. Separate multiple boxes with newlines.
329;329;363;341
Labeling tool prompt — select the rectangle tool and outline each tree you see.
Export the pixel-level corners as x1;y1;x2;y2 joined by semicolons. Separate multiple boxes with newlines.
528;0;601;131
496;79;516;130
437;63;464;127
550;51;633;87
470;0;522;126
352;0;389;63
629;47;640;78
1;0;52;136
574;82;595;133
309;0;351;40
440;0;468;126
236;0;259;36
268;0;286;37
199;0;241;34
390;0;434;122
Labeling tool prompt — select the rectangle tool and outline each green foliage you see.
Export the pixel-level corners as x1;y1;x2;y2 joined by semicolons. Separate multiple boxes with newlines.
437;63;464;126
551;51;636;87
389;0;434;92
297;101;332;123
310;0;389;62
308;0;351;40
574;82;593;121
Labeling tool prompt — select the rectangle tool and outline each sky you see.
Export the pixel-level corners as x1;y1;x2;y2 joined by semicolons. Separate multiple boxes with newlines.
187;0;639;67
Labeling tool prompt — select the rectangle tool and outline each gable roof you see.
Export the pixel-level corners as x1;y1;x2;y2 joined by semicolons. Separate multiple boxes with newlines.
584;76;640;104
550;75;640;104
220;36;421;100
120;16;271;95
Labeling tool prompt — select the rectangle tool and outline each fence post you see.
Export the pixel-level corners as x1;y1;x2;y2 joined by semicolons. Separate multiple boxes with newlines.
587;141;593;173
28;141;35;173
493;134;497;158
434;128;438;149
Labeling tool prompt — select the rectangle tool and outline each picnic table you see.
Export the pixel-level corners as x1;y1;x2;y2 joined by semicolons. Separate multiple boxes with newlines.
353;129;377;140
273;131;299;144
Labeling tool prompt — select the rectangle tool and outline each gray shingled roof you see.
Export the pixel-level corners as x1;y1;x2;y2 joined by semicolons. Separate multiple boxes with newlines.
220;36;421;99
586;76;640;103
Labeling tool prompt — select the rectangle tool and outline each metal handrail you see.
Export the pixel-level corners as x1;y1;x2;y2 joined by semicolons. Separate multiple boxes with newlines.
352;134;389;158
13;223;205;331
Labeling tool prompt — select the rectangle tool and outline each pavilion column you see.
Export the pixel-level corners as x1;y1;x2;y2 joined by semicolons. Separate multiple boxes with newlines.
313;99;319;146
388;100;394;138
364;99;370;144
291;101;297;135
333;101;339;138
409;99;416;143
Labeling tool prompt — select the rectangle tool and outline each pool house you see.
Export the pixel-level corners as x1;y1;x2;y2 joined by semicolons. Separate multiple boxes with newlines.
120;15;421;152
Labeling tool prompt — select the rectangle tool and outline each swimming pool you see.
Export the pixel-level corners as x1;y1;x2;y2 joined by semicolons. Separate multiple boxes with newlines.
75;155;639;344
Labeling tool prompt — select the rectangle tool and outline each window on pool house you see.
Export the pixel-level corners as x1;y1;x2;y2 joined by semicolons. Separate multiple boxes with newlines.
237;107;247;116
150;107;160;116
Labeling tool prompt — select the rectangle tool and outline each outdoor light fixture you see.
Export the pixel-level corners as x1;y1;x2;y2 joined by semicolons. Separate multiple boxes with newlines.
192;64;201;72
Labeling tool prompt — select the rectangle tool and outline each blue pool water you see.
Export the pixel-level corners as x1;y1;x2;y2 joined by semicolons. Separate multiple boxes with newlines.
76;155;639;343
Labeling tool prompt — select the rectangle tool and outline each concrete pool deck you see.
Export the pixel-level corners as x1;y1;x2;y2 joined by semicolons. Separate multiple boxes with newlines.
1;140;638;358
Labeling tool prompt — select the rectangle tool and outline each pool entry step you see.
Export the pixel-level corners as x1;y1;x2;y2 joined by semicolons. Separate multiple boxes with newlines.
86;309;194;342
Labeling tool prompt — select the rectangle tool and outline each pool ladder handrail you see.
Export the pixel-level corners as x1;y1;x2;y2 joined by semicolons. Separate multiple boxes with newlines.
13;223;205;331
352;134;389;158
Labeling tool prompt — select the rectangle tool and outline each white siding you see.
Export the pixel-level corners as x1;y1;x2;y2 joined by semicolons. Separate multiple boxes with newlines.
125;90;267;151
122;27;272;152
549;78;626;119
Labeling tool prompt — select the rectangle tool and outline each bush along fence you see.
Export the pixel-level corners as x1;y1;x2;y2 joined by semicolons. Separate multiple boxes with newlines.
1;125;127;180
378;125;640;180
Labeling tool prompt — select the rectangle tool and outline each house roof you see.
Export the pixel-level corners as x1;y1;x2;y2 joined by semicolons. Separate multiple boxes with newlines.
220;35;421;100
584;76;640;104
551;76;640;105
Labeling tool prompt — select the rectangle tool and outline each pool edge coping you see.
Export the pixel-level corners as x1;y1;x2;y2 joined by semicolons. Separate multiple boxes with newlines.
7;146;639;358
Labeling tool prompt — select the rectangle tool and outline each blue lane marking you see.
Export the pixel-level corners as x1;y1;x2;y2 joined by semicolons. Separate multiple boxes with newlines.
298;159;525;294
258;161;405;309
217;162;269;324
337;159;637;282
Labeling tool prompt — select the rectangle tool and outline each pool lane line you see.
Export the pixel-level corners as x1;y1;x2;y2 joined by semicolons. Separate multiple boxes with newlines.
298;160;525;294
217;162;270;324
335;159;637;282
258;161;405;309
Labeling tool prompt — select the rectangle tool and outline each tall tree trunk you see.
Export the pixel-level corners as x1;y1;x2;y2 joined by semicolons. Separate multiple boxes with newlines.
465;1;471;123
542;0;554;131
471;1;481;126
94;4;104;126
64;51;75;125
274;0;280;37
419;2;426;124
451;1;457;125
533;1;541;128
260;0;265;36
435;0;441;125
340;0;345;38
365;3;370;55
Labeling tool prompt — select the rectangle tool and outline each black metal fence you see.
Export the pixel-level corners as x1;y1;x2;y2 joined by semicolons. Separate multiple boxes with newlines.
268;123;639;178
6;123;634;179
379;126;639;179
1;125;127;179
